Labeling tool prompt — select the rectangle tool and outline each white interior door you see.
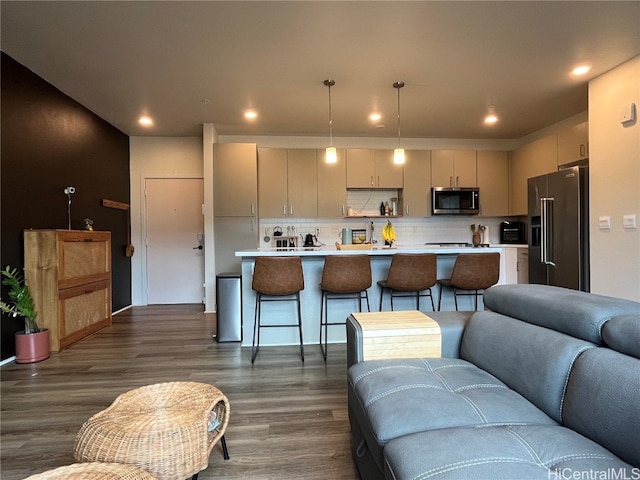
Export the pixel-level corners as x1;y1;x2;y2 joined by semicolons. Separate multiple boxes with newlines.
145;178;204;304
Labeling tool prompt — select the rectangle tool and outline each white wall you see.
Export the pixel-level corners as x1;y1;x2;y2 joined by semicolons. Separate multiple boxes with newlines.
588;56;640;301
203;124;218;311
130;137;203;305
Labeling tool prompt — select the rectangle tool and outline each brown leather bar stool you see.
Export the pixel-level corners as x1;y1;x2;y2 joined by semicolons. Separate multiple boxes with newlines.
251;256;305;363
319;255;372;360
437;252;500;311
377;253;437;311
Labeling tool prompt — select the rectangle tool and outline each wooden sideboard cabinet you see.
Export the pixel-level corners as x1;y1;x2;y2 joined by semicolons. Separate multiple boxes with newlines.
24;229;112;352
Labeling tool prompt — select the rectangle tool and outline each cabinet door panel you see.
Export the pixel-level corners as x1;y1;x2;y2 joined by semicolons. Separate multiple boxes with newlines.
374;150;403;188
477;151;508;217
402;150;430;217
557;121;588;166
214;143;257;217
317;149;346;217
431;150;455;186
431;150;477;187
509;134;557;215
258;148;288;217
287;149;318;217
454;150;477;187
59;279;111;349
213;217;257;275
346;149;375;188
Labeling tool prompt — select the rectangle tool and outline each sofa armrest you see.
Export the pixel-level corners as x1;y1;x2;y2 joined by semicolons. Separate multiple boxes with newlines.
428;311;473;358
346;316;364;369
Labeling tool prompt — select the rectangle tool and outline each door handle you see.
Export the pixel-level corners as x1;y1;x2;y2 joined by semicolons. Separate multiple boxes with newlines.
193;245;203;250
540;197;555;266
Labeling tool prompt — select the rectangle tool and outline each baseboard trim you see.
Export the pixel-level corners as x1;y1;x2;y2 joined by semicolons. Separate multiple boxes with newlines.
113;305;133;316
0;356;16;366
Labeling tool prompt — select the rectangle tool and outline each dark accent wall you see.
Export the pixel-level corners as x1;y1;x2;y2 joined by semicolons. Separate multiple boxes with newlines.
1;52;131;360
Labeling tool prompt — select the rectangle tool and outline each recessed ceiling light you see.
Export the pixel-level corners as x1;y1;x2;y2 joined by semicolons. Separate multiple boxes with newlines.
572;65;591;76
138;116;153;126
244;110;258;120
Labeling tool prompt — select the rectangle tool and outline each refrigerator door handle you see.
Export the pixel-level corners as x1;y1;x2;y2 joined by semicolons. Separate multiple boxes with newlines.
541;197;556;266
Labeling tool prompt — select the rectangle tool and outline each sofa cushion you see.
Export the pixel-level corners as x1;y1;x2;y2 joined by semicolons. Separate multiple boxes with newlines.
383;424;636;480
483;284;640;344
563;347;640;467
602;314;640;359
348;358;556;472
460;310;594;422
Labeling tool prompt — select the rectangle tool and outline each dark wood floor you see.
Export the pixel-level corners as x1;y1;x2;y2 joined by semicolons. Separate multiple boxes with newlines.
1;305;360;479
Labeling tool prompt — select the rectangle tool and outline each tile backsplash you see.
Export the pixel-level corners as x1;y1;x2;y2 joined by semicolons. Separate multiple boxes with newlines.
259;215;510;248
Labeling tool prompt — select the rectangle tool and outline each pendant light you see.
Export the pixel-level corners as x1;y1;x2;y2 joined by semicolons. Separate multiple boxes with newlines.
393;81;405;165
323;79;337;164
484;104;498;125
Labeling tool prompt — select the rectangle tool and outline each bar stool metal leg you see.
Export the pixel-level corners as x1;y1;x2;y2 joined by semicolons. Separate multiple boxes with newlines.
251;293;262;363
296;292;304;362
318;255;372;361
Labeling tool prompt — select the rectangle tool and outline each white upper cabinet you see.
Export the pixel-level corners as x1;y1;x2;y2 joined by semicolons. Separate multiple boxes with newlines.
214;143;257;217
431;150;477;187
258;148;317;218
346;149;403;188
402;150;431;217
317;148;347;217
557;121;588;166
509;134;557;216
477;151;509;217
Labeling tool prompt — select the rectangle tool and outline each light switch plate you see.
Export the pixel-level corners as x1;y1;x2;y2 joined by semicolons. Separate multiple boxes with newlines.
619;102;636;124
623;214;637;229
599;216;611;230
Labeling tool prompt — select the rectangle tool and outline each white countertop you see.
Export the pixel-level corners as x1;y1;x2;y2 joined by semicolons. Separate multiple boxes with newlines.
235;244;525;257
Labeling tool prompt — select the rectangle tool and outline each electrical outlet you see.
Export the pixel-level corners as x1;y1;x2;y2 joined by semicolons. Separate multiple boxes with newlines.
623;214;637;229
598;216;611;230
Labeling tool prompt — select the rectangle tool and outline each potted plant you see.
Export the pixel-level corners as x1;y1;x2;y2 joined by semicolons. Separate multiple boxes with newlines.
0;265;50;363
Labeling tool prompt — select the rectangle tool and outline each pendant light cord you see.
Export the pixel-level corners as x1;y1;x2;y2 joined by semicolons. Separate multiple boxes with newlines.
394;81;404;148
324;79;335;146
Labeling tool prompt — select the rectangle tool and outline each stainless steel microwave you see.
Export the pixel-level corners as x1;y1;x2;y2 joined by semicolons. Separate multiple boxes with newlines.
431;187;480;215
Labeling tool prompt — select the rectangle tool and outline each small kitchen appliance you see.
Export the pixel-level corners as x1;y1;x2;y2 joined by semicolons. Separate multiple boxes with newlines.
500;221;525;244
431;187;480;215
304;234;315;247
340;228;352;245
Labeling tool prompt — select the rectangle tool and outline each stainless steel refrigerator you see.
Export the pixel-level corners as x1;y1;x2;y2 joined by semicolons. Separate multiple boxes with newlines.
528;166;589;291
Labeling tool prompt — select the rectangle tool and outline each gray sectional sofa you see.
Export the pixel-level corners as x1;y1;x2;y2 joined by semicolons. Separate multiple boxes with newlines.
346;284;640;480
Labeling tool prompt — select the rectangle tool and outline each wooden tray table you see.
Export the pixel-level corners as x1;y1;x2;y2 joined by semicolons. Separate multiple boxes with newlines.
349;310;442;360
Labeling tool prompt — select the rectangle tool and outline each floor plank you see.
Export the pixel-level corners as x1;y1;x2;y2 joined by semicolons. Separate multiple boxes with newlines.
1;305;360;479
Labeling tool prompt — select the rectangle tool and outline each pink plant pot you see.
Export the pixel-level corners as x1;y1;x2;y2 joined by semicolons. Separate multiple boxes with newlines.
15;329;50;363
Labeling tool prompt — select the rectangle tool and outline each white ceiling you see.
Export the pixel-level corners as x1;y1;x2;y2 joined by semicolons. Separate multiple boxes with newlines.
2;1;639;139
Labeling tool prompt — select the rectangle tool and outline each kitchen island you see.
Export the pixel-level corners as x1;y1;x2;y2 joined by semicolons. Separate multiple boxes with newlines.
234;244;524;348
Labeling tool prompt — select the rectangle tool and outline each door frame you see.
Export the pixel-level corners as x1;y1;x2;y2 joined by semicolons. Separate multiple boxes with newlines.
138;175;204;306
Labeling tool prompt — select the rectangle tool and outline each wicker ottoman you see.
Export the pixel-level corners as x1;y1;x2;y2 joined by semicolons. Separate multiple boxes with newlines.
74;382;230;480
24;462;158;479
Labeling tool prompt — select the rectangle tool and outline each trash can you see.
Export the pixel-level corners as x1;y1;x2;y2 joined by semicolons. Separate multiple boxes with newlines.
215;272;242;342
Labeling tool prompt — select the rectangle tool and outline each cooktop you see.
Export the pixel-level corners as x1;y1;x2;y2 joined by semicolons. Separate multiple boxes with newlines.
425;242;491;248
